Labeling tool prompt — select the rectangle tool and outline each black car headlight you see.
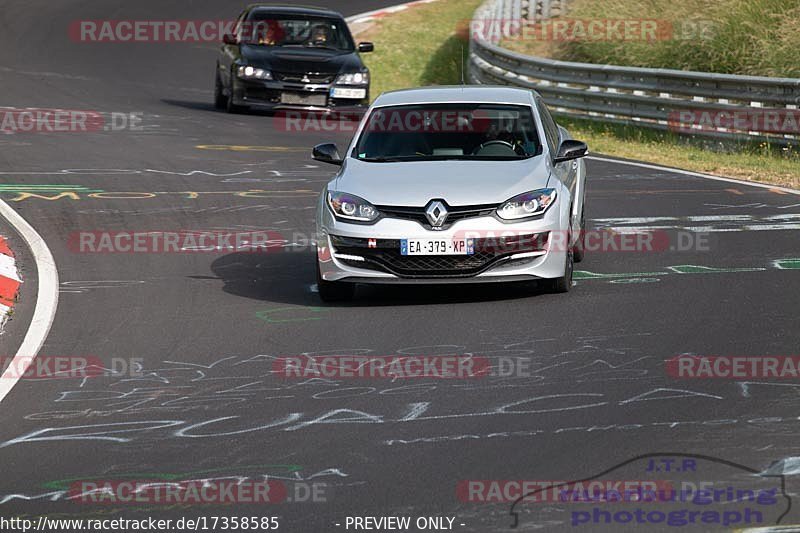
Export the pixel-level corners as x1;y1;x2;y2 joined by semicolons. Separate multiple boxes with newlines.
237;65;273;80
496;188;557;220
335;72;369;85
327;191;380;223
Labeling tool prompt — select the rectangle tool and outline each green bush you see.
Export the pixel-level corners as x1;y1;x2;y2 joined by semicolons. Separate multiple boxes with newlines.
506;0;800;77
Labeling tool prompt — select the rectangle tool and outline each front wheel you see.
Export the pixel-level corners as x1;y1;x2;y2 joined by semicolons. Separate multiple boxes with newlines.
214;69;226;110
547;250;573;293
225;70;246;114
316;262;355;302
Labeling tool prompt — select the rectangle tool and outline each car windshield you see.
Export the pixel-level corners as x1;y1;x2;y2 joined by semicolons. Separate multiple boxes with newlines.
241;14;354;51
353;103;542;161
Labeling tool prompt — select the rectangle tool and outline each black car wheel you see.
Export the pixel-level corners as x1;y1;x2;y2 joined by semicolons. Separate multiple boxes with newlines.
548;249;573;294
214;68;226;110
225;69;246;114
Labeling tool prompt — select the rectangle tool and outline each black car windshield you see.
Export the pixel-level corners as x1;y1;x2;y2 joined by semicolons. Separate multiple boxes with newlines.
241;14;354;51
353;104;542;161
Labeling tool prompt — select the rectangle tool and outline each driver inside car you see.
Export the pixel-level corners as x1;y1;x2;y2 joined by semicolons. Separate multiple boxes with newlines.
309;24;331;46
475;121;526;156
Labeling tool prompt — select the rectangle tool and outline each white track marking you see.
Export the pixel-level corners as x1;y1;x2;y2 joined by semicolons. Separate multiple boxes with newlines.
588;156;800;195
0;199;59;404
0;0;427;407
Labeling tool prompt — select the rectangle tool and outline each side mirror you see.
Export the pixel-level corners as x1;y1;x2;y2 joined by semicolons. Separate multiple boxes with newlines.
223;33;238;45
358;42;374;53
553;140;588;163
312;143;343;166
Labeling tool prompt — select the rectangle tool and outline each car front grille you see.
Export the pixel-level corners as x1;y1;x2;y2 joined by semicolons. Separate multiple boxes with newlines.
331;234;547;278
275;72;336;84
376;203;498;230
242;88;282;103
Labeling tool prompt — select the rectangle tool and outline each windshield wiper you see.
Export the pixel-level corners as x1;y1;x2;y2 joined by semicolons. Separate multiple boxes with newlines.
305;44;342;51
361;155;534;162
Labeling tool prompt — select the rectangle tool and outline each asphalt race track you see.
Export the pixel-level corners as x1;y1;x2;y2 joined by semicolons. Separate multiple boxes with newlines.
0;1;799;532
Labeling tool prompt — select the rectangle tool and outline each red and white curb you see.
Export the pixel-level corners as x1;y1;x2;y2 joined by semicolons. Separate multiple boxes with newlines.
0;236;21;334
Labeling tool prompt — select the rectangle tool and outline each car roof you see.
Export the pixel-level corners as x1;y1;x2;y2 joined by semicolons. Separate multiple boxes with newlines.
245;4;344;18
373;86;537;107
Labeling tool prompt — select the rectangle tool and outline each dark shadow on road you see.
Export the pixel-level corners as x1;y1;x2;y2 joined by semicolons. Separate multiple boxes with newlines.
160;98;276;116
210;250;555;307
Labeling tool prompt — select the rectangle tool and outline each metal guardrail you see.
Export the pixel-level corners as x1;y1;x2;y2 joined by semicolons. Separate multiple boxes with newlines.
468;0;800;145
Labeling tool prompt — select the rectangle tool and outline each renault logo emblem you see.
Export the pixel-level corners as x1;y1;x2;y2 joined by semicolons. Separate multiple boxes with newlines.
425;200;448;228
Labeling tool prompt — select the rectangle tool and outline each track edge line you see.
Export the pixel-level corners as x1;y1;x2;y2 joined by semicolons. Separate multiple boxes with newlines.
0;199;59;404
587;155;800;196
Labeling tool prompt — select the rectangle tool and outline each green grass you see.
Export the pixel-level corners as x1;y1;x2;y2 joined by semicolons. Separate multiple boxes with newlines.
358;0;799;189
359;0;482;97
501;0;800;77
559;117;800;188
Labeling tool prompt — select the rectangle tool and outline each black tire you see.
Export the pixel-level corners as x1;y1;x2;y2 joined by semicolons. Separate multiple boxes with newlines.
316;262;355;302
214;69;226;110
225;70;246;114
573;206;586;263
548;249;573;294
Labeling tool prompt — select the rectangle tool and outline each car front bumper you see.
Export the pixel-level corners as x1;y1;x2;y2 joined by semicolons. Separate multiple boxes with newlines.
231;78;369;111
317;202;570;284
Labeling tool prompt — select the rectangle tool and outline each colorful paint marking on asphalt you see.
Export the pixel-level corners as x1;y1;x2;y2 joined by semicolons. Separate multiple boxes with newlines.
0;186;315;201
593;213;800;233
575;259;799;283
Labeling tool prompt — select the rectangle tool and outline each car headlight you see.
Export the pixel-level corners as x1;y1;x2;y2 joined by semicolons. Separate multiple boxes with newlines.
237;65;273;80
335;72;369;85
496;188;557;220
327;191;380;223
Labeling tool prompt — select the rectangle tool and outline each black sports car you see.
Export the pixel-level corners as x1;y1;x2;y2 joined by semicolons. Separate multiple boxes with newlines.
215;4;373;113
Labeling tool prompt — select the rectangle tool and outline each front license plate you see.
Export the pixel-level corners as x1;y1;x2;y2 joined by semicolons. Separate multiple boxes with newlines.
401;238;474;256
280;92;327;106
331;87;367;99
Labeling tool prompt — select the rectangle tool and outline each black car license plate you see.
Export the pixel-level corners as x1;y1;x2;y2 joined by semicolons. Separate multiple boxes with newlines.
280;92;327;106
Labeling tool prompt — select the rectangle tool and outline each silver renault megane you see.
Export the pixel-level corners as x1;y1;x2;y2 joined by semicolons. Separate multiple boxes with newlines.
312;86;588;301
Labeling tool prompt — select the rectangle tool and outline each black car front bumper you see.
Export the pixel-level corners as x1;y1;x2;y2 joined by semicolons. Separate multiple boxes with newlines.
232;78;369;111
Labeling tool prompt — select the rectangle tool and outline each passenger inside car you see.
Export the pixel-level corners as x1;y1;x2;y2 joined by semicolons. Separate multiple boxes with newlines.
256;20;285;45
